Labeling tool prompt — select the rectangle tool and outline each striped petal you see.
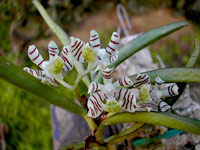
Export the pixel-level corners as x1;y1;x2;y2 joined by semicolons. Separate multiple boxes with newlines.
154;77;165;91
23;67;44;79
102;67;114;84
41;75;58;86
138;101;158;112
133;73;151;89
70;37;85;63
113;76;133;87
116;88;137;112
90;30;100;51
88;82;104;94
28;45;45;69
109;50;118;63
155;77;165;85
60;46;74;72
161;84;179;98
105;32;120;55
87;91;104;118
48;40;59;61
158;100;171;112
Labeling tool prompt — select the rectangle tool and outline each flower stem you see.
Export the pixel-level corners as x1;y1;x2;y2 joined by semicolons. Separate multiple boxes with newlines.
95;112;200;144
82;115;97;134
105;123;145;144
56;79;74;90
73;67;94;89
58;142;85;150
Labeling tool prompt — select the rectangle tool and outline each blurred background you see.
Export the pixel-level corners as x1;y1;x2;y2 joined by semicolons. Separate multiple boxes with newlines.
0;0;200;149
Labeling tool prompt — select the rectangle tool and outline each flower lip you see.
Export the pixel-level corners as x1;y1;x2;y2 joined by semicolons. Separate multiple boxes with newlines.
102;83;116;101
48;55;64;74
82;43;97;62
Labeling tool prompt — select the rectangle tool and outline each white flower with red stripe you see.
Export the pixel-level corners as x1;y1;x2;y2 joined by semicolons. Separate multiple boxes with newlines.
69;30;120;77
87;67;137;118
24;40;74;89
134;73;179;112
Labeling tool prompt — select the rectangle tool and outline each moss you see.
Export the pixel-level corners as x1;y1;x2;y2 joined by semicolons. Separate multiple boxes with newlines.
0;79;52;150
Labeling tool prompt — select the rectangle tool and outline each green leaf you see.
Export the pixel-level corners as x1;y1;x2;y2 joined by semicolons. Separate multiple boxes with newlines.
129;68;200;83
186;39;200;68
0;56;86;115
59;143;85;150
165;39;200;105
110;21;188;68
96;112;200;143
32;0;70;45
95;21;188;82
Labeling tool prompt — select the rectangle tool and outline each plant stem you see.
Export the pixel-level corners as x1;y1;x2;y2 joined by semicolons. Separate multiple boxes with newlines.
105;123;145;144
82;115;97;134
58;142;85;150
95;112;200;144
56;79;73;90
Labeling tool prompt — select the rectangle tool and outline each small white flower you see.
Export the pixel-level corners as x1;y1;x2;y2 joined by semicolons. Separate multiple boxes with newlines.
24;40;74;89
133;73;179;112
87;67;137;118
69;30;120;83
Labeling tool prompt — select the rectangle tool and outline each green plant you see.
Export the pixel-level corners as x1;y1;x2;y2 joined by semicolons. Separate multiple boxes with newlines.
0;0;200;149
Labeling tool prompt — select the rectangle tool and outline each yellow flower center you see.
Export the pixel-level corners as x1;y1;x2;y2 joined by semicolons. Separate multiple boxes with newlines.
48;56;64;74
139;84;152;102
104;100;121;113
82;44;97;62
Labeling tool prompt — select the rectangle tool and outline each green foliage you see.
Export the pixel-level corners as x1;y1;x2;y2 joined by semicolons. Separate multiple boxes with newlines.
110;21;188;68
0;79;52;150
95;112;200;143
0;56;86;115
130;68;200;84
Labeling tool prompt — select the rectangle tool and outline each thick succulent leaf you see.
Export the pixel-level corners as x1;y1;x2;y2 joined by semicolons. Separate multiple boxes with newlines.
0;56;86;115
59;143;85;150
129;68;200;84
33;0;70;45
186;39;200;68
109;21;188;68
96;112;200;143
95;22;188;82
165;39;200;105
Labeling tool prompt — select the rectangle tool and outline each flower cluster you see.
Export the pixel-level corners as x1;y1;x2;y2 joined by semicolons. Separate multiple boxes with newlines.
70;30;120;72
24;30;179;119
87;67;137;118
24;40;74;89
133;73;179;112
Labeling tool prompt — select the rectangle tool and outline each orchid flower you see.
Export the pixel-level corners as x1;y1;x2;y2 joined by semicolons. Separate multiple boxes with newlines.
24;40;74;90
87;67;137;118
133;73;179;112
70;30;120;87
